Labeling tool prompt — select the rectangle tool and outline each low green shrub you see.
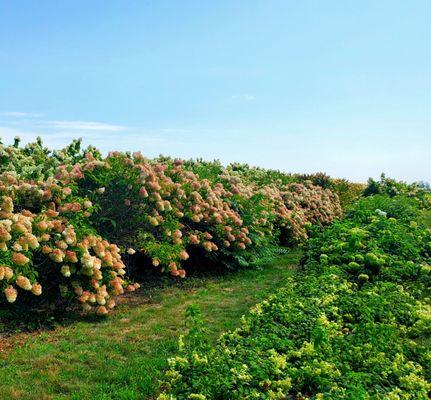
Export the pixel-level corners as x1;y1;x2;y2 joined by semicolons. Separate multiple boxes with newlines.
158;194;431;399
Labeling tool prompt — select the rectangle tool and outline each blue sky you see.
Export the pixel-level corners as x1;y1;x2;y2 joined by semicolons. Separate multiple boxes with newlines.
1;1;430;182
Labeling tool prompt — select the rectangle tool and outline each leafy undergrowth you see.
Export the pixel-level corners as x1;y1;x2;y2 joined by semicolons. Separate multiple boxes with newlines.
0;249;301;400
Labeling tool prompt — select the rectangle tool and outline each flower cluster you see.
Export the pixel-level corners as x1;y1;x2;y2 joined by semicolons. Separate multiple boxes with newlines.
0;190;128;313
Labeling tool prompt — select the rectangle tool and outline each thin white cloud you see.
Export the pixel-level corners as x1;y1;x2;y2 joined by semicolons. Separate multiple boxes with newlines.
39;120;127;132
0;126;71;147
159;128;190;133
0;125;181;155
1;111;44;118
231;94;256;101
1;112;128;132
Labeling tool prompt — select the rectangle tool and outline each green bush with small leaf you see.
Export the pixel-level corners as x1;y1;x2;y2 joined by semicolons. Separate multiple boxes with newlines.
158;194;431;399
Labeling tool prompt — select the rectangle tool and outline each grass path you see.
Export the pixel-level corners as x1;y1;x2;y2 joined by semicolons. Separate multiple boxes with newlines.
0;250;301;400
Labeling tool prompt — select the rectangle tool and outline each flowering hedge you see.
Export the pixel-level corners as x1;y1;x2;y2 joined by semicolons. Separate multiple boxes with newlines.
158;194;431;399
0;172;135;314
74;152;343;274
0;137;343;313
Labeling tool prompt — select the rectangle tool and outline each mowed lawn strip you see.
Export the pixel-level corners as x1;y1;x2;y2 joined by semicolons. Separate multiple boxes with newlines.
0;250;301;400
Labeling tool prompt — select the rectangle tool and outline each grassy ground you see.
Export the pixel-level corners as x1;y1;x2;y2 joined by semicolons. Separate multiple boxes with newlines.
0;249;301;400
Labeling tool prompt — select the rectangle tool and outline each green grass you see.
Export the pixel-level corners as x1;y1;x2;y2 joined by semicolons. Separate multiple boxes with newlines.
0;250;301;400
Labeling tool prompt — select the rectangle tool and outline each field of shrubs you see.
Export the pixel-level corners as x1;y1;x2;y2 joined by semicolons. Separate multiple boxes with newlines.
1;137;430;399
159;185;431;399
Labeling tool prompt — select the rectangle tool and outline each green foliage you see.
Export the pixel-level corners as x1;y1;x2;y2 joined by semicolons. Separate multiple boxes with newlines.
365;174;431;208
329;178;365;208
158;194;431;399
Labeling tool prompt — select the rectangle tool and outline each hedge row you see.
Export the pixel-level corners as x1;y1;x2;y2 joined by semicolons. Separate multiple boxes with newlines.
1;138;343;313
158;194;431;399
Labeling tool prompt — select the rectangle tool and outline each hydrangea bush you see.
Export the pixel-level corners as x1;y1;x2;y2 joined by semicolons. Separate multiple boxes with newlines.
0;137;344;313
75;152;343;274
0;172;132;314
